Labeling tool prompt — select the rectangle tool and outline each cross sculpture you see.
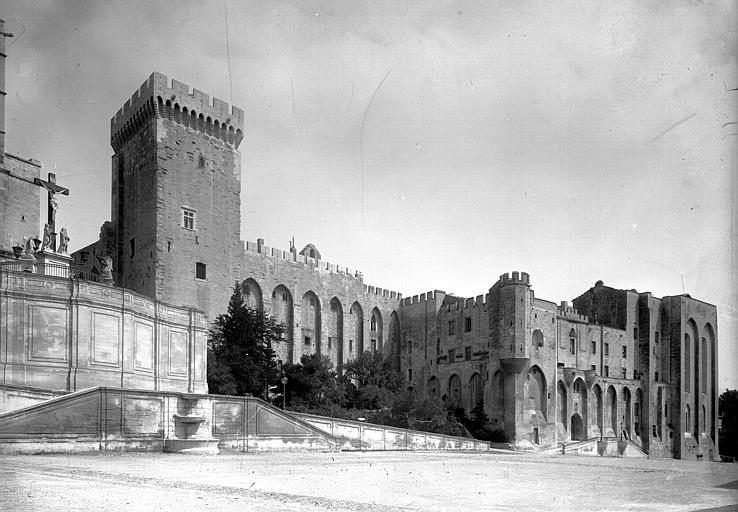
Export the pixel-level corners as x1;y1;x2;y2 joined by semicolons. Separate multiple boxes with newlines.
33;172;69;252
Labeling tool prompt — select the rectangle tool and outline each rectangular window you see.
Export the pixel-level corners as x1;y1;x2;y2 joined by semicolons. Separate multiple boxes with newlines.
591;341;596;354
569;339;575;355
465;346;471;361
655;371;659;382
407;368;413;381
604;343;609;356
182;208;196;230
371;339;377;351
407;340;412;353
622;346;627;358
448;349;455;362
328;337;332;350
349;340;353;353
436;338;440;356
129;238;135;258
591;365;596;372
448;320;455;335
465;318;472;332
655;332;659;344
195;262;206;279
633;369;638;380
621;367;627;379
634;327;638;340
604;365;609;377
304;336;311;345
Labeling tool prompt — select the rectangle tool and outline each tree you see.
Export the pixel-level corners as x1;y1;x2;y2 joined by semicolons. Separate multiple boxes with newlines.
207;283;281;398
719;389;738;457
342;350;404;410
282;354;346;414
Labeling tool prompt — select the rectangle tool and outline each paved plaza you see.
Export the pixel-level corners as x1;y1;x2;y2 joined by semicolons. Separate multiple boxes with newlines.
1;450;737;511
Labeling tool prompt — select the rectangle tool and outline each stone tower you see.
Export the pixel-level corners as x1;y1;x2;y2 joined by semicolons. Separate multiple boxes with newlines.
109;72;244;318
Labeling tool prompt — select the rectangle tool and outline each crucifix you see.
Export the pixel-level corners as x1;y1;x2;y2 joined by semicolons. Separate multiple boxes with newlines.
34;172;69;251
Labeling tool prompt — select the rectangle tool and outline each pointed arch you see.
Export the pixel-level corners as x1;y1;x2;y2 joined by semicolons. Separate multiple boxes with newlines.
572;377;587;436
301;291;321;354
389;311;401;368
606;385;617;436
469;372;484;409
271;284;294;362
350;302;364;357
370;307;383;352
448;374;462;409
242;278;263;312
593;384;603;436
687;318;699;436
705;322;716;441
329;297;344;370
526;365;547;421
623;386;632;439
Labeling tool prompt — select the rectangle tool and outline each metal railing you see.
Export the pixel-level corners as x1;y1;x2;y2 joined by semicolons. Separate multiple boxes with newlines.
0;260;119;285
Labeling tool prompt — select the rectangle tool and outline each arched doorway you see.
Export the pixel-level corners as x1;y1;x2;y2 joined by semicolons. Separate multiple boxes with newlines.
623;387;632;439
593;384;603;437
526;366;547;421
570;413;584;441
557;381;568;430
606;386;617;437
469;373;483;410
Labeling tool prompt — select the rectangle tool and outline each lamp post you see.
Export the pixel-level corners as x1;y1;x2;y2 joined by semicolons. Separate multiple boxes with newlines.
281;375;288;410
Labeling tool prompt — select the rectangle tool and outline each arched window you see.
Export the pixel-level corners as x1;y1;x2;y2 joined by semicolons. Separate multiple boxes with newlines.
569;328;577;355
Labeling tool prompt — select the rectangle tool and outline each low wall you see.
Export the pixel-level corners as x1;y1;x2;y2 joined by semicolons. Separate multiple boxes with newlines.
0;268;208;395
0;386;339;454
290;412;490;451
0;384;63;414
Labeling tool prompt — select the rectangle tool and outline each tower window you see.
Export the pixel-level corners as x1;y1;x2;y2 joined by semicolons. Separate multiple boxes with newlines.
604;343;609;356
407;368;413;381
465;318;472;332
195;262;206;279
349;339;353;352
604;365;609;377
622;346;627;358
448;320;455;335
591;341;596;354
129;238;135;258
465;346;471;360
182;208;196;230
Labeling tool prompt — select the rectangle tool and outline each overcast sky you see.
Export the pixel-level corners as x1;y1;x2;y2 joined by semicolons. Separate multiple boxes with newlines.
1;1;736;388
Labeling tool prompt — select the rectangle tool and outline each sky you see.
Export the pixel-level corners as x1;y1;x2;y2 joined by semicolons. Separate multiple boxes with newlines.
1;1;736;388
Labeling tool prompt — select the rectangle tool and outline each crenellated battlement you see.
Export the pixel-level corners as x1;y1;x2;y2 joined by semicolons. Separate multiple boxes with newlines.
557;301;589;322
243;238;401;300
499;271;530;286
111;72;245;151
401;290;446;306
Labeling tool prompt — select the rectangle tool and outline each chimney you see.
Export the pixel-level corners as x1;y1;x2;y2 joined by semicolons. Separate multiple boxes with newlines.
0;18;8;167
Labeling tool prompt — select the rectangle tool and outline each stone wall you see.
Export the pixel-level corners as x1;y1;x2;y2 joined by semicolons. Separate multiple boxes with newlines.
0;267;208;403
0;153;41;257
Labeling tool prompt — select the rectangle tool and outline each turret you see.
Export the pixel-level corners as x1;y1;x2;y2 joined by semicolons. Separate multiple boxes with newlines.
497;271;531;374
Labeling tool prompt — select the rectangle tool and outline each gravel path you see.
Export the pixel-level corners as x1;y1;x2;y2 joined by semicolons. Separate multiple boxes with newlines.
1;451;736;511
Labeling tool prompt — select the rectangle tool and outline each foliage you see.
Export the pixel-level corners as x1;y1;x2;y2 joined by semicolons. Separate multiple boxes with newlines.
342;350;404;410
719;389;738;457
207;283;281;398
282;354;346;413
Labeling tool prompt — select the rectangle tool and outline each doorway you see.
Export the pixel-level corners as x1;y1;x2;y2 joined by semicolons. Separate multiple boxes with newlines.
570;413;584;441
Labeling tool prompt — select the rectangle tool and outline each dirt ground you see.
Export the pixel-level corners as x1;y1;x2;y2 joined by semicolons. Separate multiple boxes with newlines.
1;450;737;511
